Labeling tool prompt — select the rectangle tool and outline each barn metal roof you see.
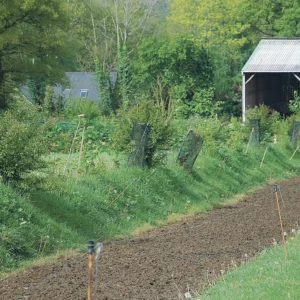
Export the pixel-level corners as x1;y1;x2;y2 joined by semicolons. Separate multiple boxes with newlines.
242;39;300;73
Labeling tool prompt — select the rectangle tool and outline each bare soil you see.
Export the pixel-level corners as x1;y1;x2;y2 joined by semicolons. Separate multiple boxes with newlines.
1;177;300;300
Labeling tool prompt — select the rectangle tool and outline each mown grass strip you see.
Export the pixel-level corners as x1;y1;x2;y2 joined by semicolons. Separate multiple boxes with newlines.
199;233;300;300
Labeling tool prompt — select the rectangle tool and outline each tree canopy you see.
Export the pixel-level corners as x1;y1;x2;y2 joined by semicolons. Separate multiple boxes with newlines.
0;0;69;108
1;0;300;113
132;34;214;116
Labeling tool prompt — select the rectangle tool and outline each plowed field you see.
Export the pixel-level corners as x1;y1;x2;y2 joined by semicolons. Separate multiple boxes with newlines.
1;178;300;300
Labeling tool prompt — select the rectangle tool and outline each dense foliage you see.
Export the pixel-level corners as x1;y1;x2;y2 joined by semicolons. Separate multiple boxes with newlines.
2;0;300;276
0;100;48;183
132;35;214;117
112;101;174;166
0;0;70;108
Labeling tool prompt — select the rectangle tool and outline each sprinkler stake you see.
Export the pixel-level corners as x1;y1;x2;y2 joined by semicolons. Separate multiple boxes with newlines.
274;185;288;257
87;240;95;300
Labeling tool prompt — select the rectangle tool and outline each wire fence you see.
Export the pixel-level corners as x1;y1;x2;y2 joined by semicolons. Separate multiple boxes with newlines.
128;123;151;167
250;119;260;144
176;130;204;172
291;120;300;146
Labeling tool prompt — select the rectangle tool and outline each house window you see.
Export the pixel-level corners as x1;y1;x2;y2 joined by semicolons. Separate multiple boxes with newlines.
80;89;89;98
63;89;71;98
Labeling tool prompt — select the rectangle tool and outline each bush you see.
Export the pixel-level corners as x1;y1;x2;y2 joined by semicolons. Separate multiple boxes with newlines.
178;116;249;158
63;98;102;124
0;100;48;183
111;101;174;166
246;104;281;143
47;119;114;155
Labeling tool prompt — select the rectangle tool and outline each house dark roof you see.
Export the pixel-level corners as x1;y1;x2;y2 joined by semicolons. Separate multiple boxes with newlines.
21;72;117;102
242;39;300;73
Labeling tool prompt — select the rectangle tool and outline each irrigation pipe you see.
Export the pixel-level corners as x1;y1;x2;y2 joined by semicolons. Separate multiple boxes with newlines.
245;127;254;155
260;146;269;168
274;185;288;257
290;145;299;161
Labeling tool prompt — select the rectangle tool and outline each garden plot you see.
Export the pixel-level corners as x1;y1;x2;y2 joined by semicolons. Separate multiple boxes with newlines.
1;177;300;299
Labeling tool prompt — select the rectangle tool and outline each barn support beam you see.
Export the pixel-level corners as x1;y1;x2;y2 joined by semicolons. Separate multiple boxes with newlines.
294;73;300;82
242;73;246;122
245;74;255;85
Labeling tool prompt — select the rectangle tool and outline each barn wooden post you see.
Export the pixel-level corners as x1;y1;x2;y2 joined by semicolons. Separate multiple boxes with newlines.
242;73;246;122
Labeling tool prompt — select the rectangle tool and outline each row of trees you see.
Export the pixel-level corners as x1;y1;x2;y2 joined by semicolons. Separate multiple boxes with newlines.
1;0;300;114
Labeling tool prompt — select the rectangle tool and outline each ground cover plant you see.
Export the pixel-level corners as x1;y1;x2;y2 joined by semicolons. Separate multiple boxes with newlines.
0;183;80;270
199;230;300;299
1;103;300;274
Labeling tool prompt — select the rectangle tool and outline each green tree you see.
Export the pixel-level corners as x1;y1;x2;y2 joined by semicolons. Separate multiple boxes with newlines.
132;34;214;117
166;0;249;99
117;45;132;111
0;0;70;108
27;77;47;106
95;57;115;115
167;0;247;57
240;0;300;40
65;0;168;110
66;0;167;72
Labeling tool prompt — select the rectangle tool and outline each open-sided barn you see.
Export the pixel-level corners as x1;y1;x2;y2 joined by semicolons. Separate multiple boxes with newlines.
242;39;300;121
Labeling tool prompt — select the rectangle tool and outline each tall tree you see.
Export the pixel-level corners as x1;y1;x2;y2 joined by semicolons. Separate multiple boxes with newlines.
166;0;249;98
0;0;70;108
167;0;247;58
132;34;213;116
240;0;300;40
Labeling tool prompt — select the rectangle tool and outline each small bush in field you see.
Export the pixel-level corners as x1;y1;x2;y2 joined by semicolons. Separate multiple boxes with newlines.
111;101;174;166
246;104;281;143
289;91;300;114
47;118;114;155
0;100;48;183
63;98;102;124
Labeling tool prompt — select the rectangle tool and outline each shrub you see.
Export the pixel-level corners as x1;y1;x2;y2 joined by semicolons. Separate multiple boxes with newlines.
289;91;300;114
63;98;102;124
111;101;174;166
246;104;281;143
179;116;248;158
47;118;114;155
0;100;48;183
190;88;223;117
188;116;230;157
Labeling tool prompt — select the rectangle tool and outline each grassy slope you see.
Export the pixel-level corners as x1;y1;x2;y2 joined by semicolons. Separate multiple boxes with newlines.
1;143;300;274
199;234;300;300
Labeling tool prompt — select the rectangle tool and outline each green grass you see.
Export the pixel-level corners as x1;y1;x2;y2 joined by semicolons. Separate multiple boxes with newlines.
1;141;300;274
199;233;300;300
0;184;81;271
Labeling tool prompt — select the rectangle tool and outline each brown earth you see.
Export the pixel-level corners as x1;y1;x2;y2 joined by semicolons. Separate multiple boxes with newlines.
1;177;300;300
